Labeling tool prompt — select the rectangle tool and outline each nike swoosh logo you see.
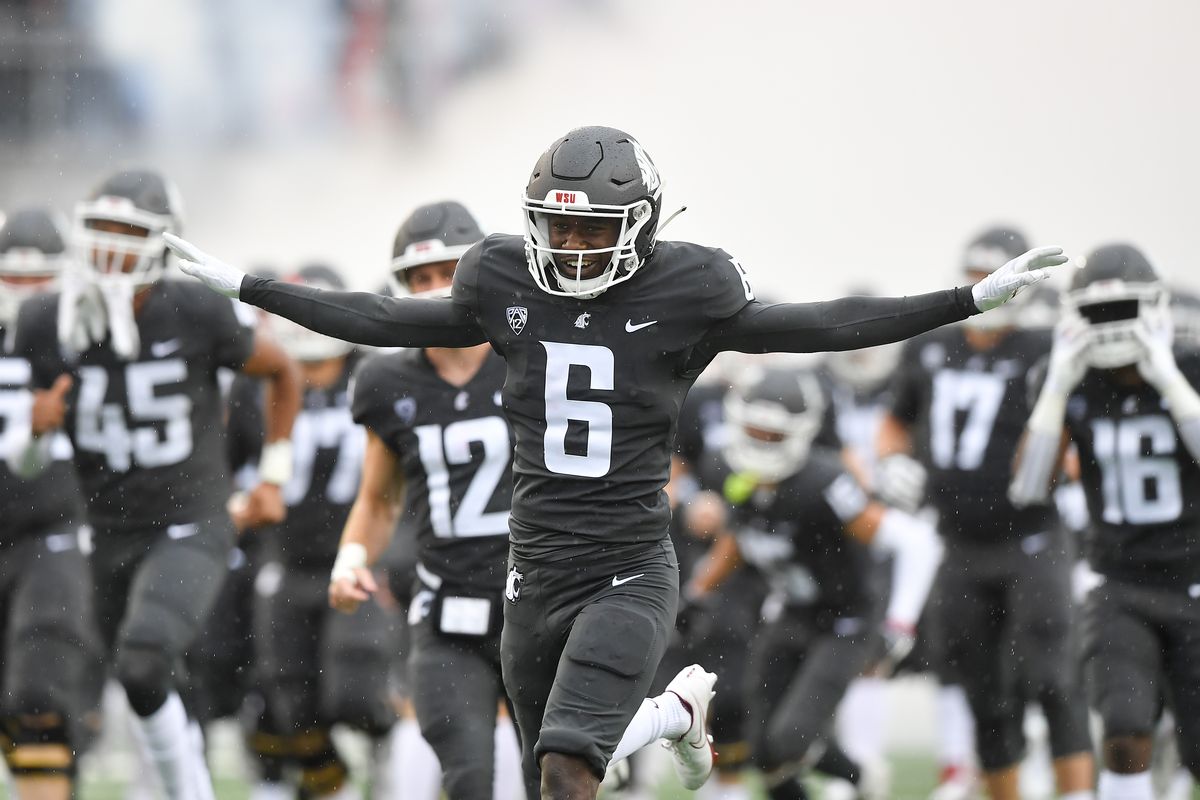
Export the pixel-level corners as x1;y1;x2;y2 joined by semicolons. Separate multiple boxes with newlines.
150;338;182;357
625;319;658;333
611;573;645;587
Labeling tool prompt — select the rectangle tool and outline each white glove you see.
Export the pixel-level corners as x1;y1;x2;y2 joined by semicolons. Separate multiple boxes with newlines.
971;246;1068;313
163;232;246;298
1133;307;1182;391
875;453;927;513
1042;315;1093;399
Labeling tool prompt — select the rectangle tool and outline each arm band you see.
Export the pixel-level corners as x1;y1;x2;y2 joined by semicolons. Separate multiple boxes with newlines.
872;508;944;629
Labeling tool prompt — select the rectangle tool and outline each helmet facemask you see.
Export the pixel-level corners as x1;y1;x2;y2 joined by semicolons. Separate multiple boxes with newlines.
523;193;656;299
1066;280;1169;368
73;199;175;291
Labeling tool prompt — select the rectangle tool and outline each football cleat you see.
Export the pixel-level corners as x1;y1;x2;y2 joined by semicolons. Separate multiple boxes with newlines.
662;664;717;790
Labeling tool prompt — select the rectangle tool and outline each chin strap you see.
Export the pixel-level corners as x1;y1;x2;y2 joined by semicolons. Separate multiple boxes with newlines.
97;278;141;360
656;205;688;237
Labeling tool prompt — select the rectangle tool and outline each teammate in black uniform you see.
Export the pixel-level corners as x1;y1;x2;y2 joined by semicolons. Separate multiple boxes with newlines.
1010;244;1200;800
0;208;94;800
879;227;1094;800
12;170;303;800
328;201;525;800
164;126;1065;800
683;365;942;800
230;264;396;800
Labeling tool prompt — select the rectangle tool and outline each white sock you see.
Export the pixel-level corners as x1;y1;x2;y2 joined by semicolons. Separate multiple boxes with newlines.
1098;771;1153;800
130;693;199;800
493;716;523;800
836;677;886;765
1061;792;1096;800
936;684;975;768
370;734;392;800
249;783;294;800
609;695;691;765
391;718;442;800
187;720;215;800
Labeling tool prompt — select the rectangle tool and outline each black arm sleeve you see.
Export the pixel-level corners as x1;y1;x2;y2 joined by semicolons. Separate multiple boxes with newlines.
239;276;487;348
702;286;978;354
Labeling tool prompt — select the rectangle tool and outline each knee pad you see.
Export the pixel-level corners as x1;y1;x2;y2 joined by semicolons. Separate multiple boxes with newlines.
1;712;74;777
114;645;174;717
292;728;349;796
714;739;752;773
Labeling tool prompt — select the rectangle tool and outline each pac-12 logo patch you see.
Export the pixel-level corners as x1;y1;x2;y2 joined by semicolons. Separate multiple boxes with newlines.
507;306;528;335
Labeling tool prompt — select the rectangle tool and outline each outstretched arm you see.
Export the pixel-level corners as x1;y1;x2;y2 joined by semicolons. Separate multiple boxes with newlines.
241;277;486;348
165;233;487;349
706;288;976;354
703;246;1066;355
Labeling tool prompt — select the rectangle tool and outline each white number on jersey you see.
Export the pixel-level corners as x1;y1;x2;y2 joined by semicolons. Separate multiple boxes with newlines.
414;416;510;538
285;406;365;506
0;358;33;460
542;341;614;477
930;369;1006;470
75;359;193;472
1091;415;1183;526
728;256;755;301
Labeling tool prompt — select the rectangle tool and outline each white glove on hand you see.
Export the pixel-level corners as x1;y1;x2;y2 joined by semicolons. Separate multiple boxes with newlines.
163;232;246;298
971;246;1068;313
1133;308;1182;391
1042;315;1093;398
875;453;927;513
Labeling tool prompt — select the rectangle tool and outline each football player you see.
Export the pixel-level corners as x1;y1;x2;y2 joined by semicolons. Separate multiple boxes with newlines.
1010;244;1200;800
230;263;396;800
164;126;1064;800
12;170;303;800
878;227;1094;800
328;201;527;800
683;364;942;800
0;208;95;800
661;358;770;800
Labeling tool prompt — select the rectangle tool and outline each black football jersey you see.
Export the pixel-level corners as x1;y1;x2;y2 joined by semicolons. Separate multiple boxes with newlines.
889;326;1056;543
1064;352;1200;587
352;347;511;590
228;356;365;568
453;235;753;560
0;333;84;545
697;447;875;624
16;281;255;530
675;381;729;468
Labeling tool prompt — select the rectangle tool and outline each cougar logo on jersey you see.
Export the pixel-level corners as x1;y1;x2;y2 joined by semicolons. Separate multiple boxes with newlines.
574;312;591;329
507;306;528;335
505;567;524;603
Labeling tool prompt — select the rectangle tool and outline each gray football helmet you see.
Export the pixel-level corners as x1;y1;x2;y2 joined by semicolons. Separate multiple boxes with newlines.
389;200;484;296
522;126;663;299
0;207;71;329
1065;243;1168;368
723;365;826;482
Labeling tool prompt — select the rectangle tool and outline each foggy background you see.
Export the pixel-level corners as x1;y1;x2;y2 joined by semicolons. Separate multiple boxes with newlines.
2;0;1197;300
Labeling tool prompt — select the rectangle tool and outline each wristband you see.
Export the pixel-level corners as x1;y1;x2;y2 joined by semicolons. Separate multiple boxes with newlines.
331;543;368;585
258;439;293;486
